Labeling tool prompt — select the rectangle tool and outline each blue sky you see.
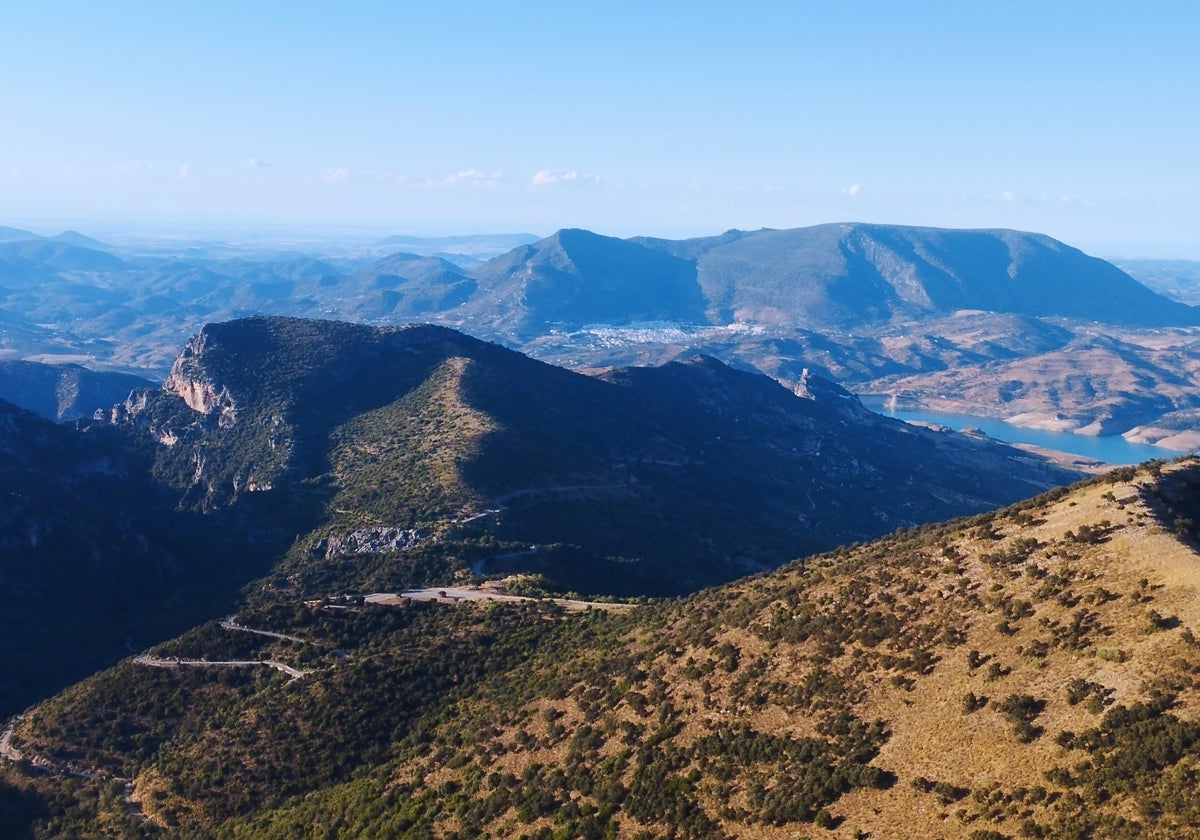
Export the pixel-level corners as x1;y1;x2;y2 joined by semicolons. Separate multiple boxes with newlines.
2;1;1198;255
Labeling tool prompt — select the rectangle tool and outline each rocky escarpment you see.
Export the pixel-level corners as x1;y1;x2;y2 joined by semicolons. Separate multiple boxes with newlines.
791;367;873;420
102;327;296;510
99;318;476;512
308;527;429;560
104;329;244;441
162;329;240;423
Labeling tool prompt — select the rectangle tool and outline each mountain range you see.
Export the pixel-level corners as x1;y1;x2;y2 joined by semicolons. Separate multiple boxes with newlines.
4;222;1200;836
0;278;1195;837
0;315;1081;720
466;224;1195;332
3;223;1200;444
112;316;1079;595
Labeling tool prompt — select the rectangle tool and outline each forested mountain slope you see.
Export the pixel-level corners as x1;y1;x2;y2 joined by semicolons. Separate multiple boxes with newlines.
107;316;1078;598
0;315;1079;720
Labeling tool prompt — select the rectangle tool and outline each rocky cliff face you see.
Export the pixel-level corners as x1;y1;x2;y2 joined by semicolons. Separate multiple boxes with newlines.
101;318;467;512
308;527;429;560
107;376;283;510
162;330;239;422
791;366;871;418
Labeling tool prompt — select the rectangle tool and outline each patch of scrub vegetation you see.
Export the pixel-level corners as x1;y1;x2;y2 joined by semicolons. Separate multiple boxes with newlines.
9;459;1200;838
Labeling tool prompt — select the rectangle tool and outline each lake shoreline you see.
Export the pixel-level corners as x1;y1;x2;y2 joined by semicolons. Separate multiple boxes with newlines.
858;395;1184;466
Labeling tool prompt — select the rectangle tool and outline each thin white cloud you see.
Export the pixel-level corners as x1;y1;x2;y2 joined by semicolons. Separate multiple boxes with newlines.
322;167;350;184
178;163;192;180
429;169;503;189
842;183;861;197
530;169;600;188
247;158;276;168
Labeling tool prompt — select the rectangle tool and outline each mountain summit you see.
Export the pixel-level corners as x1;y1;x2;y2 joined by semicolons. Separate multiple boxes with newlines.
463;228;707;333
455;223;1197;333
108;316;1078;597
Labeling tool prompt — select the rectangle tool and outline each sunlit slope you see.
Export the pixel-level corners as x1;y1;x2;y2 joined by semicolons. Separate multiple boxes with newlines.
9;460;1200;838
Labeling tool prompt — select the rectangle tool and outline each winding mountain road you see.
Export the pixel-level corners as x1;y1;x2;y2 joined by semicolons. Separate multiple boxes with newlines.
134;653;308;679
221;616;348;658
219;617;311;644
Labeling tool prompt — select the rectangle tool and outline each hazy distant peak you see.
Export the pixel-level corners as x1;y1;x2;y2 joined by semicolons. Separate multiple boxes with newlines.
0;225;40;242
48;230;113;250
366;251;467;276
0;238;127;270
464;227;706;333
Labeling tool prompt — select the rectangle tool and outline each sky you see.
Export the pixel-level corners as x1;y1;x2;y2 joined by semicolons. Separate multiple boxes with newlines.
2;0;1198;256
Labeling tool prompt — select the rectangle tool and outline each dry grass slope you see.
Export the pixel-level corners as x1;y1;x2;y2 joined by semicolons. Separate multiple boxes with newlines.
325;355;496;527
378;459;1200;838
9;460;1200;839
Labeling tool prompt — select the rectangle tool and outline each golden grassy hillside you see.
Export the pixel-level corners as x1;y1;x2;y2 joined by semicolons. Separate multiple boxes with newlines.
8;459;1200;840
365;458;1200;839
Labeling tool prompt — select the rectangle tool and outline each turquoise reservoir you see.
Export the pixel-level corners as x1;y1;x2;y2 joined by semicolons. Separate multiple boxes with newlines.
859;396;1182;465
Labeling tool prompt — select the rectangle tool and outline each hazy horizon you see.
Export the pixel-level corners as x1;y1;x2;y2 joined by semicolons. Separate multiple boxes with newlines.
4;214;1199;263
3;2;1198;258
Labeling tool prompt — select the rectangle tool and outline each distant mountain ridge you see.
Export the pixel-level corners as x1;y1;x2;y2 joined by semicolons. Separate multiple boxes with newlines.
345;252;475;319
0;226;113;250
2;222;1198;444
0;360;153;421
463;228;707;333
0;238;126;272
0;225;40;242
456;224;1197;333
